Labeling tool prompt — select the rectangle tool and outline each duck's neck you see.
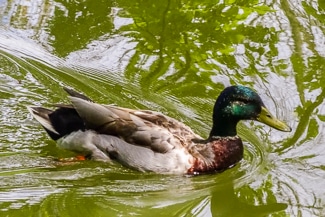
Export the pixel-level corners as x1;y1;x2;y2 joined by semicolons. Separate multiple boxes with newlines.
209;116;239;138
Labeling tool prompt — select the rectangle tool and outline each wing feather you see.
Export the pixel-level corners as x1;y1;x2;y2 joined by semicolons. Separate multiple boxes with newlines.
70;97;202;153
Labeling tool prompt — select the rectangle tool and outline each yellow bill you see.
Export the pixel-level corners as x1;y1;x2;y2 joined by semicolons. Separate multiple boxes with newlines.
257;107;292;132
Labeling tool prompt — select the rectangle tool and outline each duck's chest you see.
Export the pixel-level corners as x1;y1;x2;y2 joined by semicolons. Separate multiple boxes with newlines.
186;137;244;175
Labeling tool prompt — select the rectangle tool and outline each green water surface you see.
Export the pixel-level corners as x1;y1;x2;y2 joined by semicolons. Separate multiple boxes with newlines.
0;0;324;216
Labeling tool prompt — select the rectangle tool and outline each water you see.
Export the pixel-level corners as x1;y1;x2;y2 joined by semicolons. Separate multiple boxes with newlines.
0;0;324;216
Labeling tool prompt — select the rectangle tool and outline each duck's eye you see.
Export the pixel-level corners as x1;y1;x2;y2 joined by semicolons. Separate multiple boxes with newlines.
233;101;246;106
235;98;251;105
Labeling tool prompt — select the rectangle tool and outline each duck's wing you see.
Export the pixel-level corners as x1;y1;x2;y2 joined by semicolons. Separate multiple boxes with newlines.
69;97;203;153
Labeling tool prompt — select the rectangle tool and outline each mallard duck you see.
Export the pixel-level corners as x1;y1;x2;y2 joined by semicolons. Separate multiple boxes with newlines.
27;86;291;175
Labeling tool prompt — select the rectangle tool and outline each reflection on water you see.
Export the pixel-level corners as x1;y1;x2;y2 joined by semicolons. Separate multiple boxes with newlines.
0;0;325;216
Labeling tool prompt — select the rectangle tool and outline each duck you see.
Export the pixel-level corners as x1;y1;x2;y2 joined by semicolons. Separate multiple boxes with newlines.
27;85;291;175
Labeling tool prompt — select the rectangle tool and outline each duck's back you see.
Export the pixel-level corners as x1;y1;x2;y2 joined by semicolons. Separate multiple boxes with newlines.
69;97;203;153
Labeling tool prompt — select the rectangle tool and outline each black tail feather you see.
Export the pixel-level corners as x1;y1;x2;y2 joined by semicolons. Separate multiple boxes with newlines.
28;106;86;140
48;107;86;140
28;87;91;140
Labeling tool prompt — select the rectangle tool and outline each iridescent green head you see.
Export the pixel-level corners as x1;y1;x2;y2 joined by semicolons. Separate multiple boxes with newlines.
210;85;291;137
